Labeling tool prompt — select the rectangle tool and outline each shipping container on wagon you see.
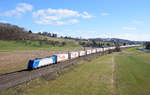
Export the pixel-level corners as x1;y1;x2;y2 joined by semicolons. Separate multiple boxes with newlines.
103;48;106;51
55;54;69;62
79;50;86;56
100;48;104;52
111;47;115;50
104;48;108;51
91;49;96;53
69;52;79;59
96;48;100;52
120;46;127;48
86;50;92;55
106;47;109;50
113;47;116;49
96;48;102;52
108;47;112;50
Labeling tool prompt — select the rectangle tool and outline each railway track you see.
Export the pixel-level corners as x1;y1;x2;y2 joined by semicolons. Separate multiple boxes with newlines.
0;51;105;91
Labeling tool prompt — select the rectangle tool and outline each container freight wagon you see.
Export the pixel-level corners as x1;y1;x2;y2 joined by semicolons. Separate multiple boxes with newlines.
100;48;104;52
91;49;96;53
96;48;102;52
108;47;112;50
28;56;56;69
79;51;86;56
110;47;115;50
55;54;69;62
69;52;79;59
86;50;92;55
104;48;109;51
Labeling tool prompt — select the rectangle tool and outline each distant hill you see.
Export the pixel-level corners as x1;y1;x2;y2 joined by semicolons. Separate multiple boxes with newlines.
0;22;57;41
89;38;144;44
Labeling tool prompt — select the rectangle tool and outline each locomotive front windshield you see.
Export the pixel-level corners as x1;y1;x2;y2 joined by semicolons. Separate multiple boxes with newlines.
28;60;34;69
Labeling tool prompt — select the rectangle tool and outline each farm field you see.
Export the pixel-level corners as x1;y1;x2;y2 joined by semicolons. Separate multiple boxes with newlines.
0;40;83;52
1;47;150;95
0;40;84;75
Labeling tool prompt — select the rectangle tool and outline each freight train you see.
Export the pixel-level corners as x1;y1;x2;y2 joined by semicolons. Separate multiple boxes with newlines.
27;45;139;69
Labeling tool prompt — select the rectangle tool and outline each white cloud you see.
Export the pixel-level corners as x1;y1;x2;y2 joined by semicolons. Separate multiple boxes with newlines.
67;19;79;24
35;19;79;25
0;3;33;17
33;9;80;18
32;8;92;25
81;12;92;18
56;19;79;25
101;12;109;16
132;20;143;25
0;20;8;23
122;26;136;31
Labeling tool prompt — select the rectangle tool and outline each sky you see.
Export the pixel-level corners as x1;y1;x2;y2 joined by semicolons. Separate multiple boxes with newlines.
0;0;150;41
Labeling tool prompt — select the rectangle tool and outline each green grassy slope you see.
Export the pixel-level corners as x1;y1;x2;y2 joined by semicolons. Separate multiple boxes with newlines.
114;48;150;95
0;40;83;51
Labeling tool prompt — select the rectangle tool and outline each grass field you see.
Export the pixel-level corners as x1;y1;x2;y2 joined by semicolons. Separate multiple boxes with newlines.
114;48;150;95
1;47;150;95
0;40;83;52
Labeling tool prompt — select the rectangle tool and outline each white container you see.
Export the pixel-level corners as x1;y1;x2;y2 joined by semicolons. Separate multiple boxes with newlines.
86;50;92;55
69;52;79;59
91;49;96;53
79;51;86;56
56;54;69;62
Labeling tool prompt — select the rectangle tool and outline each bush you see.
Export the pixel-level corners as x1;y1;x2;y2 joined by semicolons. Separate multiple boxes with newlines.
145;42;150;49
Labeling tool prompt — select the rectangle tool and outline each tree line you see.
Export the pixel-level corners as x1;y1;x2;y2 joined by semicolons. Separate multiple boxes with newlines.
0;23;30;40
79;40;113;48
37;32;57;38
0;23;59;41
145;42;150;49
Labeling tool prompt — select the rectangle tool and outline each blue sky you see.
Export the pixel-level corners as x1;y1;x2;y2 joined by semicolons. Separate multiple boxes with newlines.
0;0;150;41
